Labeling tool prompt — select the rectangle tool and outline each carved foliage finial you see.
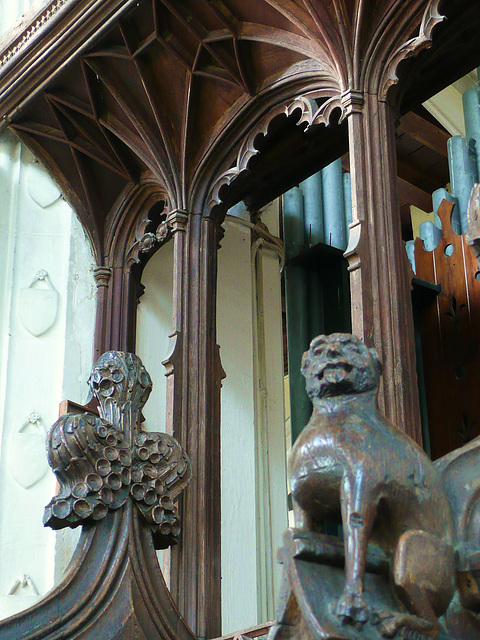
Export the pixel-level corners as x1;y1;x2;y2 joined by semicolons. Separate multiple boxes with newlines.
44;413;130;527
44;351;191;548
88;351;152;418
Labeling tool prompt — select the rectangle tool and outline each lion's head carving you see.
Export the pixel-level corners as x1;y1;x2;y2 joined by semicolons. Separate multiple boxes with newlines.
301;333;382;399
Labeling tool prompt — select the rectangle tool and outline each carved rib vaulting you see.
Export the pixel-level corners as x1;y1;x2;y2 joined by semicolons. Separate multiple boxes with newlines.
0;0;461;256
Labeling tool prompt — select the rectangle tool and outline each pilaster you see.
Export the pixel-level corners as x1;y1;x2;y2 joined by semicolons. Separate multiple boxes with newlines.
167;212;224;640
344;91;421;442
92;266;111;360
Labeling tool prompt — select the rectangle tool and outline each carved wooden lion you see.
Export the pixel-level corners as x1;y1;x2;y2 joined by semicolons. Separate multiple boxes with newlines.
289;333;455;637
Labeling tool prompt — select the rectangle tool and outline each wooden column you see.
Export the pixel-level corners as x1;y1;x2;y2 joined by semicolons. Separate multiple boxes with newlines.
163;209;189;435
94;207;223;636
344;91;422;442
167;211;223;640
93;265;141;354
93;266;112;360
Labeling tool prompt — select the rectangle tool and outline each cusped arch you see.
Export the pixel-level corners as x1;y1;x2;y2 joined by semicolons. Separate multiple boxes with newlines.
199;86;347;221
391;0;480;112
106;177;173;274
372;0;445;101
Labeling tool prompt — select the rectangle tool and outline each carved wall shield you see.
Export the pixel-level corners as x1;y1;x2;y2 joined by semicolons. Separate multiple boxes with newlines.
9;413;48;489
26;162;61;209
19;271;59;337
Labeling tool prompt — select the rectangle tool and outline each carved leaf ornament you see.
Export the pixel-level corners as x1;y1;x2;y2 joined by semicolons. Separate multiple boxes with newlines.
45;351;190;548
0;351;195;640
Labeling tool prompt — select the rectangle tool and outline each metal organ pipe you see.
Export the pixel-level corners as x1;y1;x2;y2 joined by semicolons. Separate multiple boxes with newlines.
463;86;480;181
301;172;324;246
283;187;305;259
343;172;353;230
283;186;310;442
321;158;347;251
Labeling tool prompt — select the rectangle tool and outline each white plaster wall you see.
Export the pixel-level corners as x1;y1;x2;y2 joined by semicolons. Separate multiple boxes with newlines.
253;200;288;622
218;207;287;633
255;245;288;622
136;241;174;577
136;240;174;433
218;222;258;633
0;133;96;618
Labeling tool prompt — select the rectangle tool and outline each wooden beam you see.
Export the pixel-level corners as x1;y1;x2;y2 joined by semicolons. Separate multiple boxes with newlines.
397;158;441;196
398;111;450;158
397;176;432;213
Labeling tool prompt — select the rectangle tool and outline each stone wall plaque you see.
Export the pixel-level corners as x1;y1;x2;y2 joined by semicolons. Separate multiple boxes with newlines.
19;270;58;337
9;411;47;489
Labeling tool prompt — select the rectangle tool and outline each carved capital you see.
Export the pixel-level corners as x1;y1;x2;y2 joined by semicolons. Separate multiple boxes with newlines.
167;208;189;233
93;266;112;288
341;90;364;117
44;351;191;548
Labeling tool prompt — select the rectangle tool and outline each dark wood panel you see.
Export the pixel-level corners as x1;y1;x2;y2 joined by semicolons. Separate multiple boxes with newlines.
414;199;480;460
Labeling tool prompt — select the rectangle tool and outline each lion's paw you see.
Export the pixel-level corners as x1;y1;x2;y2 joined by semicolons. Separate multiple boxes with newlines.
335;591;369;626
371;610;433;639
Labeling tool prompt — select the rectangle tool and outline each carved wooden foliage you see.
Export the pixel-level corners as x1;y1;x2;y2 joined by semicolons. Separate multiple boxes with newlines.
0;350;194;640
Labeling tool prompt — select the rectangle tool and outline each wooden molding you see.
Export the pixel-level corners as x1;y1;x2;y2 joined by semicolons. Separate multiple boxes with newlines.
0;0;135;123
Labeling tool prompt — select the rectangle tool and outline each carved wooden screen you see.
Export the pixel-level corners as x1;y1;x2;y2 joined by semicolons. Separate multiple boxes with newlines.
413;198;480;459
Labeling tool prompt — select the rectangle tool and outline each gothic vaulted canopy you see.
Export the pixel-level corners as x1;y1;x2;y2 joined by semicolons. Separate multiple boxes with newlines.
0;0;478;260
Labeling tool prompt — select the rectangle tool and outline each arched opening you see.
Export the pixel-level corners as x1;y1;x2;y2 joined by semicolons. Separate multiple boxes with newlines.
212;103;352;629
